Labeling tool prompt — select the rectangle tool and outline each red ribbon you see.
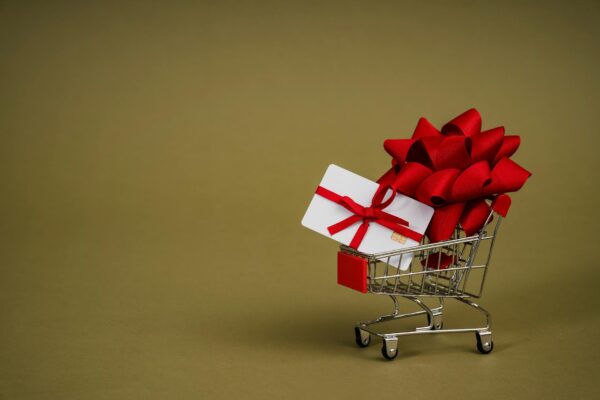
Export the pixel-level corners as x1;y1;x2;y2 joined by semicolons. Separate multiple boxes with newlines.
378;108;531;242
315;185;423;249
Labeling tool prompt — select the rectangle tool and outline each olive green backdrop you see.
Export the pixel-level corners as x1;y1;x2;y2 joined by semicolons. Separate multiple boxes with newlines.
1;1;599;399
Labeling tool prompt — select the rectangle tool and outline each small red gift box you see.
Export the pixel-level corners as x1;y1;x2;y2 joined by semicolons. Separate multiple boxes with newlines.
337;251;368;293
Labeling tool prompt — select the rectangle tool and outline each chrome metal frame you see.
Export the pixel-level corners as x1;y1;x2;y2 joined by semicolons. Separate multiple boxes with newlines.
342;210;502;359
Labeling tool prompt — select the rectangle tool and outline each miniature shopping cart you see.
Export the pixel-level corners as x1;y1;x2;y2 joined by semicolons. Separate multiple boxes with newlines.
338;195;511;360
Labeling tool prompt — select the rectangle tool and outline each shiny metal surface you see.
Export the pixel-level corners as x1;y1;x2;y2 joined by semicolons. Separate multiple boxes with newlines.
341;210;503;358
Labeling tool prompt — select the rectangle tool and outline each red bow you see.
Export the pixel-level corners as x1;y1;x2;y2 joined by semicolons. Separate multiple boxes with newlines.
377;108;531;242
315;186;423;249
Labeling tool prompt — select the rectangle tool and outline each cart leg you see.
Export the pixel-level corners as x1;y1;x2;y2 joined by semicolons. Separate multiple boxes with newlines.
381;336;399;360
355;295;434;345
357;295;401;326
426;298;444;330
455;298;494;354
427;309;444;330
455;298;492;330
388;295;401;316
405;297;436;331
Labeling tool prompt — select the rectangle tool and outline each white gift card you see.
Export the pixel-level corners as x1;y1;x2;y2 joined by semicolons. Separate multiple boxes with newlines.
301;164;434;270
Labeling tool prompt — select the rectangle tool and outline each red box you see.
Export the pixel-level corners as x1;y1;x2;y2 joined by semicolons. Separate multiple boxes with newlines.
337;251;368;293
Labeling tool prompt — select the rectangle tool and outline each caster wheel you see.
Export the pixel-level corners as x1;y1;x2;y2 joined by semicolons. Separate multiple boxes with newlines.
354;327;371;348
381;341;398;360
476;333;494;354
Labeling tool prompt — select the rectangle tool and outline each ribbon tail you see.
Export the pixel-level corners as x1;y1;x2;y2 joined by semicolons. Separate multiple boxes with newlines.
327;215;362;236
349;221;370;249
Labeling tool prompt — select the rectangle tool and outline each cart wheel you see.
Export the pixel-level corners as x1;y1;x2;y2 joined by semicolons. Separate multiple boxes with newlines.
354;327;371;348
381;340;398;360
475;332;494;354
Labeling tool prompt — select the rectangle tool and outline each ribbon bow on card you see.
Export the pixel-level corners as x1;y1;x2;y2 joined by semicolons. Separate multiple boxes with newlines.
315;186;423;249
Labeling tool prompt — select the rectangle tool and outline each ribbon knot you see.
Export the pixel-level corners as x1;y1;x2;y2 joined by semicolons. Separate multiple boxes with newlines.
315;185;423;249
362;208;377;219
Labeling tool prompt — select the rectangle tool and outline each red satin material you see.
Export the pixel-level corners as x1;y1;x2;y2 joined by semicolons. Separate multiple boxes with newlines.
379;108;531;242
384;139;416;164
491;194;511;217
494;136;520;163
427;203;465;243
471;127;504;163
415;169;461;206
442;108;482;136
413;117;441;139
450;161;491;202
435;136;472;170
392;162;432;197
315;185;423;249
460;199;491;236
485;158;530;194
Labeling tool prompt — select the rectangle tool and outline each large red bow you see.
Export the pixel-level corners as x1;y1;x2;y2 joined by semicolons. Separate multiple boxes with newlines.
377;108;531;242
315;186;423;249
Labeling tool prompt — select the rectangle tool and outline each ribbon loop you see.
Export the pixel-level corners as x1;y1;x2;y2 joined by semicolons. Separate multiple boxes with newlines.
379;108;531;242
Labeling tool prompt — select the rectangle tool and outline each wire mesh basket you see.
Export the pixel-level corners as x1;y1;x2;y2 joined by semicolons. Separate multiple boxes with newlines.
338;197;509;360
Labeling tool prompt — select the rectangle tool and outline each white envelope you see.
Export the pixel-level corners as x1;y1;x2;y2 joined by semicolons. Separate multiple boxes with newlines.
301;164;434;270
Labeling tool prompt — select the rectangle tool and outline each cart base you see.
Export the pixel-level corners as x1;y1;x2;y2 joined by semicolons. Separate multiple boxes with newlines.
354;295;494;360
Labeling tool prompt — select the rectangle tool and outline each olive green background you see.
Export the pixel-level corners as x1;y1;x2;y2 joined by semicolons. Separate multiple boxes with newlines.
1;1;599;399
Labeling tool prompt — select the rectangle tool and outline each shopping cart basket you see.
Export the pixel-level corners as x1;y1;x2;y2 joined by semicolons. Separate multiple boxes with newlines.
338;195;511;360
